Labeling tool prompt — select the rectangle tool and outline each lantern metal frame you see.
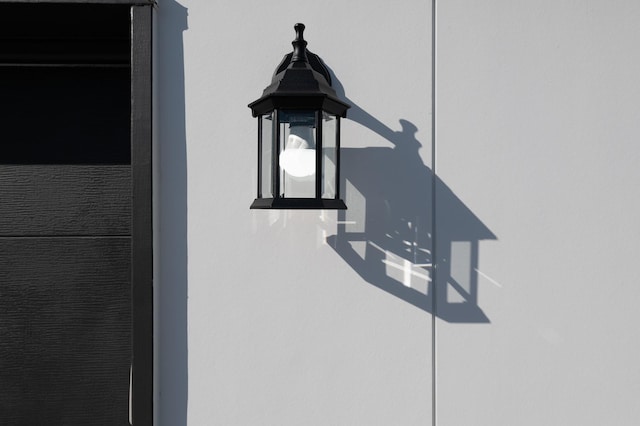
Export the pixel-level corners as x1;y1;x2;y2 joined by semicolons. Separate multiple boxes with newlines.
248;23;350;209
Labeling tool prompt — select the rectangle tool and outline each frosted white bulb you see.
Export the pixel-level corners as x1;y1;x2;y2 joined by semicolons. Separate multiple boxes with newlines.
279;126;316;178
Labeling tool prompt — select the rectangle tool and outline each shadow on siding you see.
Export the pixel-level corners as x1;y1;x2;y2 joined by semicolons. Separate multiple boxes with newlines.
327;70;496;323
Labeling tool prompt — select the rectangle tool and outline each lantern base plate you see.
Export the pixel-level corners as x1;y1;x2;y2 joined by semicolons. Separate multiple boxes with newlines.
250;197;347;210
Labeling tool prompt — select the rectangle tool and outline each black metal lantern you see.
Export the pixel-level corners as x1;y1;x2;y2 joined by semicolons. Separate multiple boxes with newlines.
249;23;350;209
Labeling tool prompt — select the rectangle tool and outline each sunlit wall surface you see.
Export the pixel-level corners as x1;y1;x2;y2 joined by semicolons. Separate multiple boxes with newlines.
155;1;640;425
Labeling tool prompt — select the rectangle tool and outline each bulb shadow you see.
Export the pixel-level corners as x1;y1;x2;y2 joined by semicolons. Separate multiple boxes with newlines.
326;70;496;323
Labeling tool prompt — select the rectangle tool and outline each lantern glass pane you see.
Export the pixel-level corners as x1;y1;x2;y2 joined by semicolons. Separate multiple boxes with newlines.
278;110;316;198
322;113;337;199
260;113;273;198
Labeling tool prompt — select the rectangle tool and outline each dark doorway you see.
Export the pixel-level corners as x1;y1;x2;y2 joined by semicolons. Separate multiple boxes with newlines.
0;3;152;425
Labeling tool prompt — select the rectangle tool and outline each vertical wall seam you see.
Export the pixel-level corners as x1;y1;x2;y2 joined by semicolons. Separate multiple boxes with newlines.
430;0;437;426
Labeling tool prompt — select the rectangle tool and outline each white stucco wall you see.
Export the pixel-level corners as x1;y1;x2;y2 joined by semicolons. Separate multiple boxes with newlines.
436;1;640;425
156;1;433;425
155;1;640;425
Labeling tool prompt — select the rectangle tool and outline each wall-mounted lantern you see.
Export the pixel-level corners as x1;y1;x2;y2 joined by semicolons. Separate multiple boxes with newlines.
249;23;350;209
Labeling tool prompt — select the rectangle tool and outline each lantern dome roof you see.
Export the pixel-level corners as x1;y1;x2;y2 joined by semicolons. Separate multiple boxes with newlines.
248;23;351;117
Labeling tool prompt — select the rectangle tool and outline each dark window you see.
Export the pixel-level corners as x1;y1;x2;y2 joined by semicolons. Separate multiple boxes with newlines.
0;66;131;164
0;4;131;165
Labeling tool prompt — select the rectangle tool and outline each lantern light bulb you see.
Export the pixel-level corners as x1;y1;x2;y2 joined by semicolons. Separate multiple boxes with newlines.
279;126;316;177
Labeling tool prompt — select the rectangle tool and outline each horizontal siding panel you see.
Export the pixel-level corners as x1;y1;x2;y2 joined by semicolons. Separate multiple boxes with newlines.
0;165;131;236
0;237;131;425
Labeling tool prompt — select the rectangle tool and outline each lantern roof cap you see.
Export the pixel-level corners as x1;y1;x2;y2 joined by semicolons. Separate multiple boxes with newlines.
248;23;350;117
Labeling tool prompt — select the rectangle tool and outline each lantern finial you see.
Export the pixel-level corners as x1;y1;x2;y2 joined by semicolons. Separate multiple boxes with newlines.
291;23;308;63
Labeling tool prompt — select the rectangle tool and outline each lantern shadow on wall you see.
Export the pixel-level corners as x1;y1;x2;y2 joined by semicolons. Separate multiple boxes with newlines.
326;74;496;324
248;23;496;323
